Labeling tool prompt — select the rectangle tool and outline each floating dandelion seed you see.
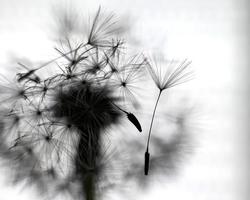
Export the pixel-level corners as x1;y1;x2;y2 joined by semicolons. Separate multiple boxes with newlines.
144;57;194;175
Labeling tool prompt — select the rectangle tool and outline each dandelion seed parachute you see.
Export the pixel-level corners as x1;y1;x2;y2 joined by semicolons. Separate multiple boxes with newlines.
144;57;194;175
146;58;194;91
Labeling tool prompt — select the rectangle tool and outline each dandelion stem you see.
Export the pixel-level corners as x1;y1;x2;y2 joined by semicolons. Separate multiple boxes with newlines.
146;90;162;152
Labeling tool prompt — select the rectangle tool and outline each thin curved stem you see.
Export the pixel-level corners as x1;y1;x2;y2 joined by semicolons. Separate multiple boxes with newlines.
110;101;128;114
146;90;162;152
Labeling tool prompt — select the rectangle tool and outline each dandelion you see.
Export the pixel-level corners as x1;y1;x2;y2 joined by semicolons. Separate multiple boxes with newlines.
144;57;194;175
0;4;196;200
0;6;145;199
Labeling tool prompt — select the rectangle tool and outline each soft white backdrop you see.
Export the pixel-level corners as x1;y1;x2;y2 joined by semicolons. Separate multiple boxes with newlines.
0;0;248;199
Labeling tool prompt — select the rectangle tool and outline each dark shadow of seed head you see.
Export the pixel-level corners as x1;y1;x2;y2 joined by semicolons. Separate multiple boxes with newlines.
52;80;122;133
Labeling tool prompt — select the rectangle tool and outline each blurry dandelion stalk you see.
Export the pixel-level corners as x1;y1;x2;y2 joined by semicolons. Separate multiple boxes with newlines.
0;5;195;200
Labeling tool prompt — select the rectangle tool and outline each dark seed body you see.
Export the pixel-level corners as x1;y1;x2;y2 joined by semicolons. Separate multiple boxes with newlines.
144;151;150;175
127;113;142;132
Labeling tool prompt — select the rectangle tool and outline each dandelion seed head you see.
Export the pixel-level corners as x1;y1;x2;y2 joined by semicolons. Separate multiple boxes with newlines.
52;80;122;133
146;56;194;92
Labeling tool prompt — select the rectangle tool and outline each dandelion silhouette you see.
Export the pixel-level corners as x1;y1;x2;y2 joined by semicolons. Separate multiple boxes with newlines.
0;5;196;200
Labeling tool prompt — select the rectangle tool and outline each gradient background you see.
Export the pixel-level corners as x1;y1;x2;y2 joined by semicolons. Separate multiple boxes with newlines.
0;0;249;199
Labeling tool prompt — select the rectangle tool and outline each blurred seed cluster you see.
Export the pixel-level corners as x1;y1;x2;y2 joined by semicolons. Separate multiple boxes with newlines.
0;5;196;200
